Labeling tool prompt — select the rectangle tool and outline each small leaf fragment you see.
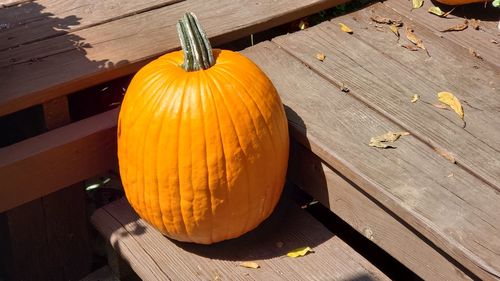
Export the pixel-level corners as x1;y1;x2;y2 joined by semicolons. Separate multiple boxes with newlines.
438;92;464;120
369;131;410;149
412;0;424;9
411;94;420;103
239;262;260;269
468;47;482;59
287;247;313;258
298;19;308;30
469;19;481;30
371;15;403;26
442;7;456;17
339;23;353;34
340;83;350;93
447;173;454;178
390;25;400;39
316;53;326;61
433;147;456;164
401;44;419;51
428;6;445;16
441;20;468;32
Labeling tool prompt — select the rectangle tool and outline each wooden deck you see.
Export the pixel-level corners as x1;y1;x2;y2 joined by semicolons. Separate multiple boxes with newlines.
1;0;499;280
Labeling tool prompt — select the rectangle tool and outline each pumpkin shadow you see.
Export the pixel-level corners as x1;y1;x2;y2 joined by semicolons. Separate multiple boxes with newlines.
429;0;499;21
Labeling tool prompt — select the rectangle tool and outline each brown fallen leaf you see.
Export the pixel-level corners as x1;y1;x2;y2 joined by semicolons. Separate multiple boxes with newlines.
433;147;456;164
411;94;420;103
369;131;410;149
390;25;400;39
438;92;464;120
239;262;260;269
339;23;353;34
287;247;314;258
441;20;468;32
468;47;482;59
371;15;403;26
469;19;481;30
405;27;429;55
412;0;424;9
316;53;326;61
428;6;445;17
401;44;420;51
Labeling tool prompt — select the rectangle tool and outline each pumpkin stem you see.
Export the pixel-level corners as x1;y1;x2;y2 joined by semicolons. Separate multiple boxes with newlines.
176;12;215;71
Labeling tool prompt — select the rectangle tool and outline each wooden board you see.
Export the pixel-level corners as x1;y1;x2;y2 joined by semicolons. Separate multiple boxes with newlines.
383;0;500;67
0;108;118;212
271;15;500;191
241;41;500;280
0;0;347;117
0;0;183;50
288;141;472;281
92;196;390;281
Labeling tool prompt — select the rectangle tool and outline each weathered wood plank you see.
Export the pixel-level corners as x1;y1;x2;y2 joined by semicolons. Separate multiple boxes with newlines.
383;0;500;67
271;16;500;192
0;108;118;212
92;197;390;281
0;0;183;50
0;0;347;117
288;141;472;281
241;41;500;280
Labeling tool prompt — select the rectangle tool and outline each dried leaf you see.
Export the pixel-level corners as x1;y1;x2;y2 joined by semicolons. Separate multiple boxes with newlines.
412;0;424;9
390;25;400;39
447;173;454;178
433;147;456;164
491;39;498;44
438;92;464;120
369;131;410;149
469;19;480;30
468;47;482;59
405;27;427;51
401;44;419;51
442;7;456;17
441;20;468;32
287;247;313;258
298;19;308;30
428;6;445;16
340;83;350;93
316;53;326;61
339;23;353;34
239;262;260;269
371;15;403;26
411;94;420;103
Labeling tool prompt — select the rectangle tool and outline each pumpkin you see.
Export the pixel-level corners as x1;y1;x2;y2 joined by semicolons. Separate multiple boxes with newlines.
117;12;289;244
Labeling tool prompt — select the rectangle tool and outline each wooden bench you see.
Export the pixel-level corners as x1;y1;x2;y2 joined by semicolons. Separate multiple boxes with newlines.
91;188;390;280
0;1;347;280
1;0;499;280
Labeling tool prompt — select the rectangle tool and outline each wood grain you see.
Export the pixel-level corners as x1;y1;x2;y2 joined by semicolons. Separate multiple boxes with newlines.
0;0;347;117
92;197;390;281
0;0;183;50
288;141;472;281
242;41;500;280
383;0;500;67
271;17;500;192
0;108;118;212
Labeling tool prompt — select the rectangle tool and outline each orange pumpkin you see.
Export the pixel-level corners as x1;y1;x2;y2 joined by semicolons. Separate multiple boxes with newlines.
117;12;289;244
